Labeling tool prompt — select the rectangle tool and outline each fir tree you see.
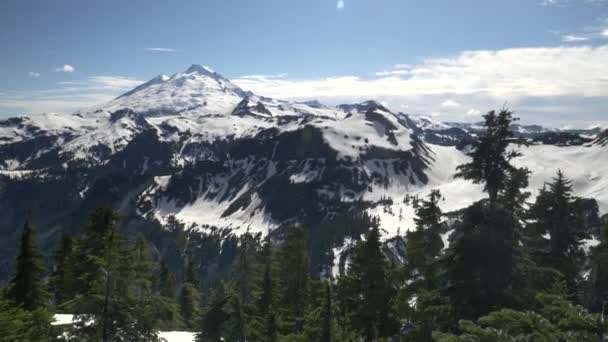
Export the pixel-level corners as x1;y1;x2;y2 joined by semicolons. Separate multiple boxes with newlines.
180;282;201;330
455;109;522;211
586;224;608;313
277;225;310;334
225;286;247;342
394;190;451;341
6;219;49;311
527;170;587;294
50;234;77;306
320;282;333;342
0;297;53;341
197;286;228;341
337;224;396;340
69;207;164;341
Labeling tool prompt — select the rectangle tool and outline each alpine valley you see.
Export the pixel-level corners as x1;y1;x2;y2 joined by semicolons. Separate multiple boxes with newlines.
1;64;606;280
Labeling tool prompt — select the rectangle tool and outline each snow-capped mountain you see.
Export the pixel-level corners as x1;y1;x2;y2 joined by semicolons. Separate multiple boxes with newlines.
0;64;606;279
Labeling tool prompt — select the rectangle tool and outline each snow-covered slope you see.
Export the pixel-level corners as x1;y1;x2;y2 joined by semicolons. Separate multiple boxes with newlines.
0;63;606;259
366;141;608;239
97;64;247;116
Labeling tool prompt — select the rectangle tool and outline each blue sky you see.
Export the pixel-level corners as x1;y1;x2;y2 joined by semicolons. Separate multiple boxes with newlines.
1;0;607;126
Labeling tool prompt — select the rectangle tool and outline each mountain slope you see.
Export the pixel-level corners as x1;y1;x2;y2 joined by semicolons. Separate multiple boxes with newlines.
0;64;606;281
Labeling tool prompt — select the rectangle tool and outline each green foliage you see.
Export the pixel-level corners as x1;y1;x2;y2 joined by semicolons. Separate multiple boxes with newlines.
526;171;589;294
336;224;397;340
433;291;605;341
5;219;49;311
180;282;201;330
276;226;310;334
0;298;54;341
50;235;77;307
454;109;522;209
66;207;165;341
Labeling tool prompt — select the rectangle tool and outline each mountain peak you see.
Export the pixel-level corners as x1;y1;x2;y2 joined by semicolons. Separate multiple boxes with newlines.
185;64;217;77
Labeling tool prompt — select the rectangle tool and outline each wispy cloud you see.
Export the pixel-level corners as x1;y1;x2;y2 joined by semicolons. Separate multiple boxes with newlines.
603;29;608;37
441;99;461;108
55;64;75;73
88;76;143;90
466;109;481;116
561;35;590;42
0;75;143;116
28;71;41;78
239;73;288;80
146;47;177;52
234;44;608;125
337;0;345;10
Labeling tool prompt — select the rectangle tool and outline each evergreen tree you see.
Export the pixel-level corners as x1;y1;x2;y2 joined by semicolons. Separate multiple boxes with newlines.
161;269;177;299
433;290;606;341
455;109;522;211
236;234;256;306
320;282;333;342
442;202;529;319
6;219;49;311
69;207;164;341
277;226;310;334
0;297;53;341
225;287;247;342
50;234;77;306
197;285;228;341
180;282;201;330
337;224;396;340
394;190;451;341
527;170;587;294
408;189;444;283
587;224;608;313
253;235;278;342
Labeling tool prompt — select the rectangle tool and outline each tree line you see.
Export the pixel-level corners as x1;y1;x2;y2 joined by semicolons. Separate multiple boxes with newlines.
1;109;608;341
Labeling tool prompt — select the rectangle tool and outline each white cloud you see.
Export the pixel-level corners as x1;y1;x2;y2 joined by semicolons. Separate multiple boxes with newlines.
28;72;40;78
88;76;143;90
0;75;143;116
603;29;608;37
235;45;608;99
234;44;608;124
466;108;482;116
375;70;410;76
561;35;590;42
441;99;461;108
239;73;288;80
146;47;176;52
55;64;75;73
337;0;345;10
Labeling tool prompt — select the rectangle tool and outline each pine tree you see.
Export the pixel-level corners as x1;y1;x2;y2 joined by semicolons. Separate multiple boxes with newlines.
180;282;201;330
408;189;444;283
69;207;164;341
586;224;608;313
254;235;278;342
225;287;247;342
0;297;53;341
337;224;396;340
161;270;177;299
394;190;451;341
277;225;310;334
320;282;333;342
50;234;77;306
455;109;522;211
6;219;49;311
197;285;228;341
527;170;587;294
236;234;255;306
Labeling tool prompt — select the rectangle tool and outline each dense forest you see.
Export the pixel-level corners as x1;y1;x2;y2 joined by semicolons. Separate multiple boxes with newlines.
1;110;607;341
